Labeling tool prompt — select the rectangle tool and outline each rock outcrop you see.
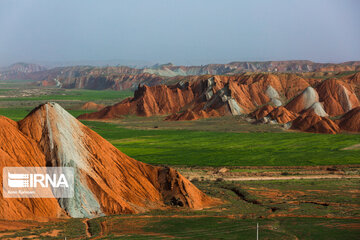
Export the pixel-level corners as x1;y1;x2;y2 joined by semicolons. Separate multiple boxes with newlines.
290;112;340;134
81;102;105;111
266;107;298;124
337;107;360;132
0;103;219;220
78;83;196;119
251;105;298;124
78;71;360;134
316;79;359;116
79;73;313;120
250;105;276;121
285;87;320;113
165;109;220;121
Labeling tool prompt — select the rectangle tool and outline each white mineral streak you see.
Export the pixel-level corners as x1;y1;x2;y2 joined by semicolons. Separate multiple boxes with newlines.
227;98;243;115
302;87;319;110
205;77;215;100
341;85;352;112
44;102;103;218
45;104;54;150
266;86;282;106
265;85;280;99
272;99;282;107
283;122;292;129
203;79;244;116
310;102;328;117
205;90;214;100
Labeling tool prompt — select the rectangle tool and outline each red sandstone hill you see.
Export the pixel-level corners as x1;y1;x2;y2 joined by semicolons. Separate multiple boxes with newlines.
78;73;314;120
337;107;360;132
250;105;276;120
78;72;360;134
266;107;298;124
78;82;197;119
290;111;340;134
165;109;221;121
81;102;105;111
0;116;63;220
0;103;219;220
284;78;359;117
316;79;359;116
285;86;322;114
250;105;298;124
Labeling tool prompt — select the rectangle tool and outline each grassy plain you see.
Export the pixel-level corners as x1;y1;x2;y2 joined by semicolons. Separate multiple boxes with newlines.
0;88;133;102
0;83;133;120
83;120;360;166
0;107;358;166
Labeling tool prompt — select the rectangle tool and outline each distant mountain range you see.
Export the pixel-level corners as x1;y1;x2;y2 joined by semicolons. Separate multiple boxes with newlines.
0;62;48;80
143;61;360;76
0;61;359;90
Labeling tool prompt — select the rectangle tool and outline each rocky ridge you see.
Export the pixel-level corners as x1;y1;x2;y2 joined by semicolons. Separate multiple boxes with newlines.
2;61;360;90
79;72;360;134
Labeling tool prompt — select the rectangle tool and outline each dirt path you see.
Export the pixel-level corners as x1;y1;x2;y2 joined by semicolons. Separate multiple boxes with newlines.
82;218;92;238
224;175;360;181
177;166;360;182
342;143;360;150
182;171;360;181
92;220;106;240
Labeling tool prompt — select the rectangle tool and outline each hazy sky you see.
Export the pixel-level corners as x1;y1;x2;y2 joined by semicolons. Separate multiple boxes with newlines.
0;0;359;66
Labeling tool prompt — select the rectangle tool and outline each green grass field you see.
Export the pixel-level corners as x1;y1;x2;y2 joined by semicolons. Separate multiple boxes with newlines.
0;88;133;102
114;217;360;240
0;105;358;166
3;216;358;239
0;87;133;120
82;121;360;166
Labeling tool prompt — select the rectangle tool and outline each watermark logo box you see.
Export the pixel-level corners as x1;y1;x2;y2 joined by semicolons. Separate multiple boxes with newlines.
3;167;74;198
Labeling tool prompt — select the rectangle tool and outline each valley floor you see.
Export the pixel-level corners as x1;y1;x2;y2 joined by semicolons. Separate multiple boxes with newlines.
0;84;359;239
0;177;359;239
